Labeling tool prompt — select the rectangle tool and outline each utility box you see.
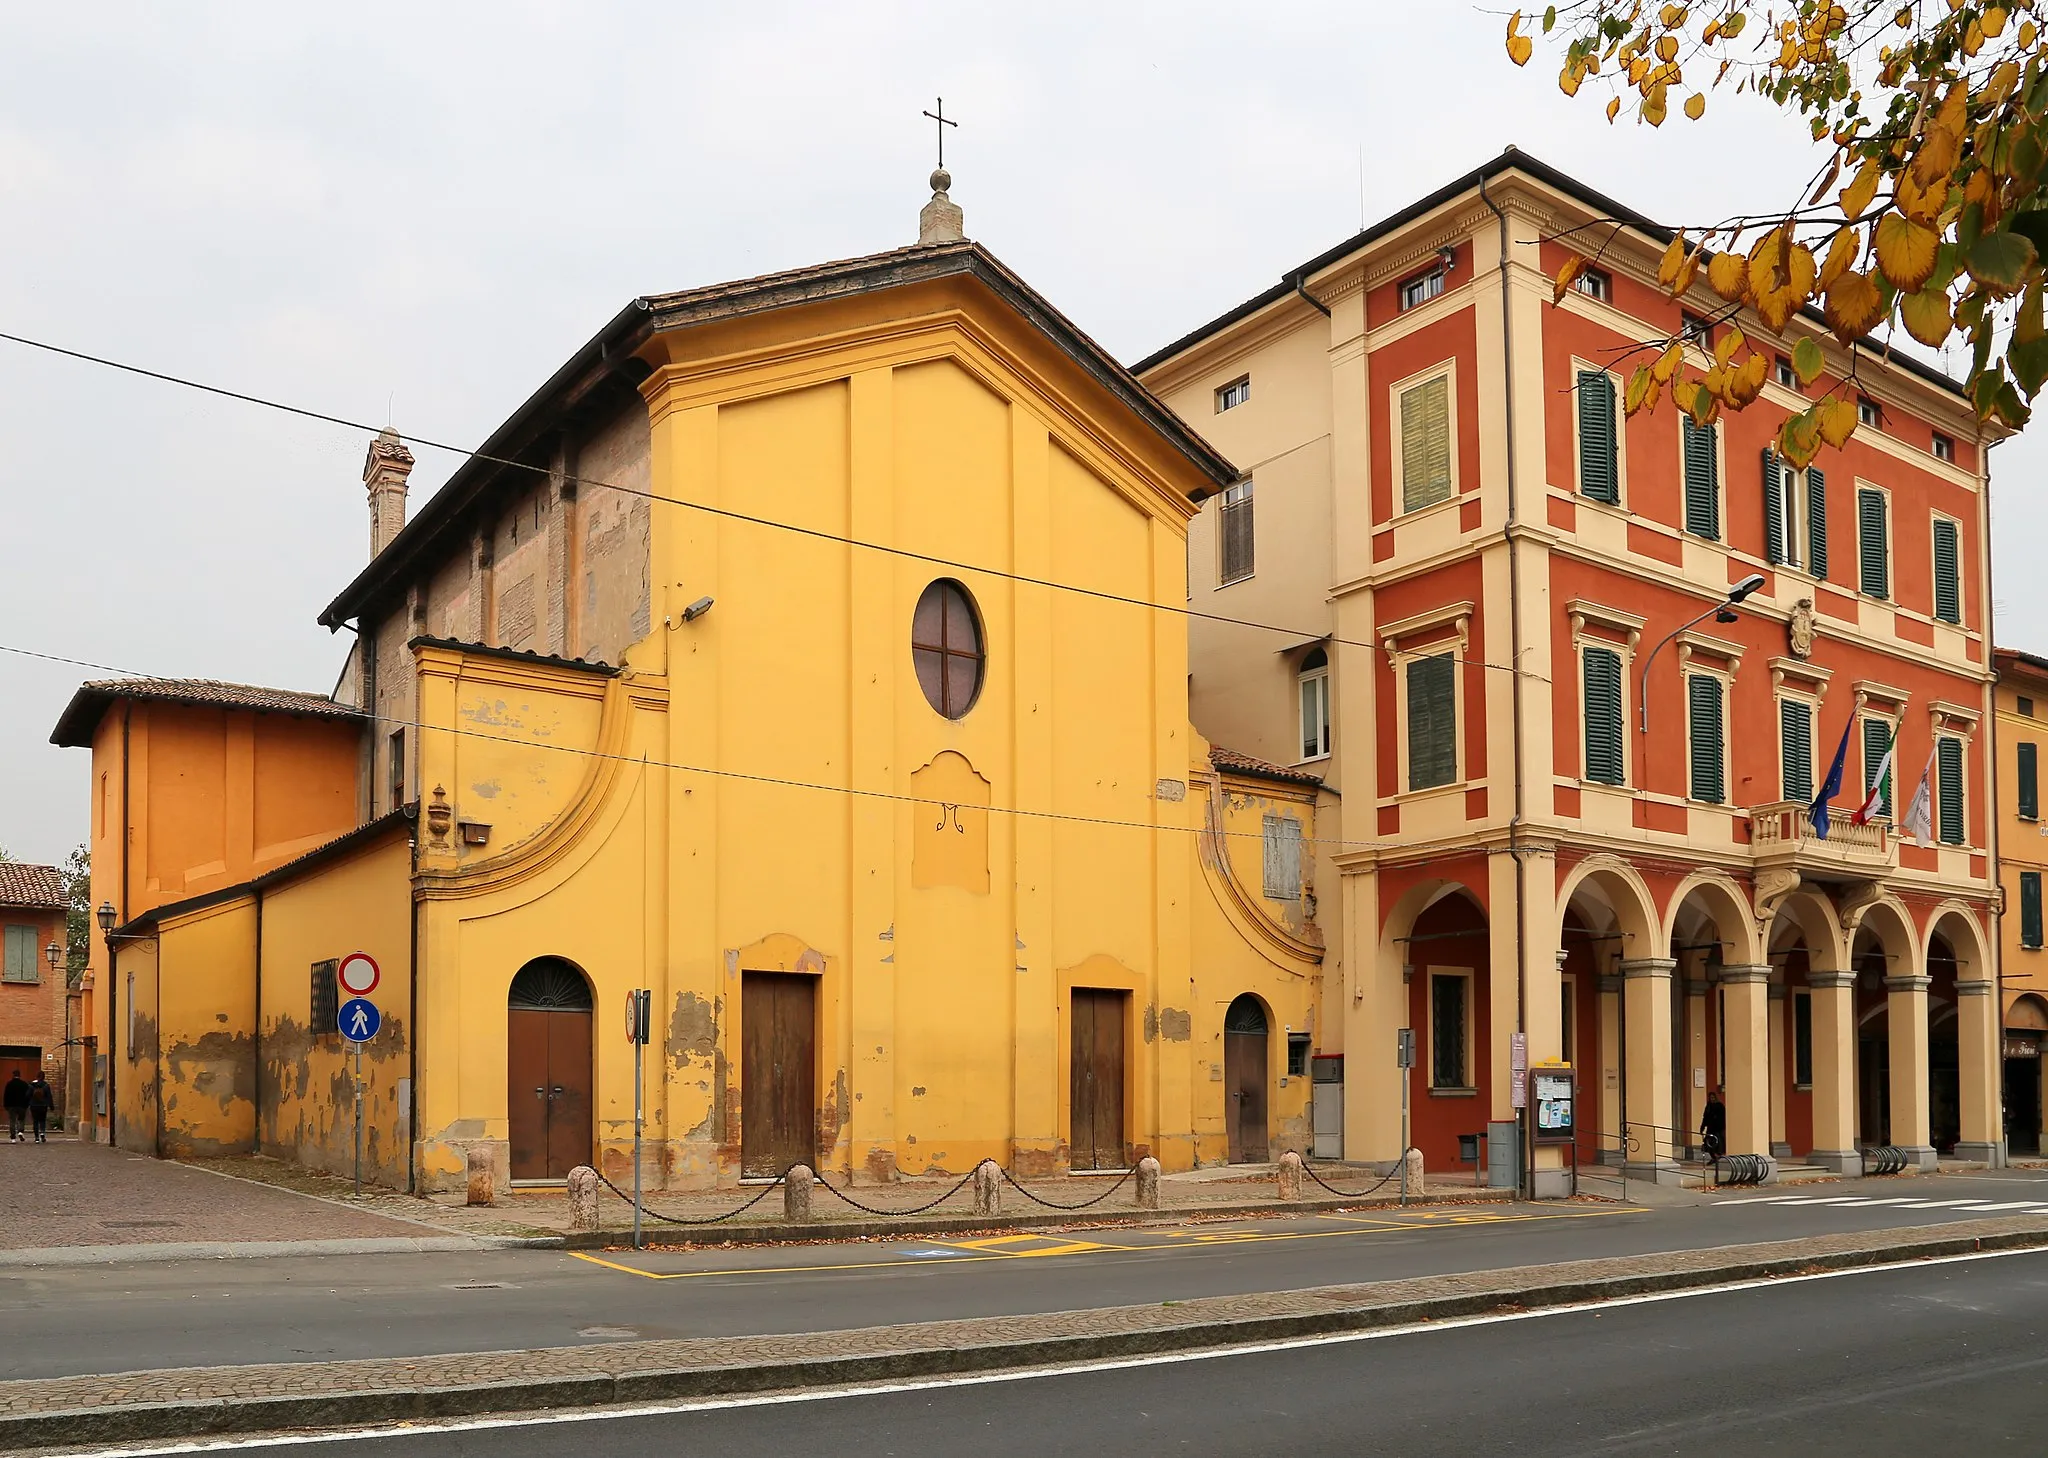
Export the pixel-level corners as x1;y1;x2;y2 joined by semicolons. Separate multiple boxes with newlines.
1486;1119;1521;1190
1311;1055;1344;1159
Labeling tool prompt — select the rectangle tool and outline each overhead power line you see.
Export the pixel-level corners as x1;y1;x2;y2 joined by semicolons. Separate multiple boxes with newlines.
0;327;1543;685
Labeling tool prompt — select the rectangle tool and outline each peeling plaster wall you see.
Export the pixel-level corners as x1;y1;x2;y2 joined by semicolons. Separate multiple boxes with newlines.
151;896;259;1157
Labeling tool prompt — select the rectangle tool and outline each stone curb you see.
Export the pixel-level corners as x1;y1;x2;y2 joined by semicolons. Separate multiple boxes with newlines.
569;1187;1514;1249
0;1235;561;1269
6;1215;2046;1449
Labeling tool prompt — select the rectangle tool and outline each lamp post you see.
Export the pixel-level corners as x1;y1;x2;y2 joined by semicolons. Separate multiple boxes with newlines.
1637;574;1767;734
97;900;116;1144
44;942;63;1136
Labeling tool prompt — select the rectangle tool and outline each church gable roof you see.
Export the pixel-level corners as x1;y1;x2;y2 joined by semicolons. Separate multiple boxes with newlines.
50;678;360;748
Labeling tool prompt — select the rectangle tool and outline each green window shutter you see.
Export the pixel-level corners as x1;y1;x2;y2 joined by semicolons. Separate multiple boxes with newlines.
1779;699;1814;803
1582;646;1625;784
1687;674;1726;804
1682;417;1720;540
1406;653;1458;790
1577;370;1618;504
1807;466;1828;579
2;924;35;984
2024;871;2044;950
1401;376;1452;513
1933;517;1961;624
1937;736;1965;844
1762;450;1786;565
1862;718;1894;817
2021;741;2039;820
1857;487;1889;598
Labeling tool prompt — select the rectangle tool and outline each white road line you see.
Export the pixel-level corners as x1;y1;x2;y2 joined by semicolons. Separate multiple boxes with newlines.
58;1246;2048;1457
1897;1199;1994;1208
1823;1197;1924;1206
1782;1196;1882;1205
1955;1201;2048;1211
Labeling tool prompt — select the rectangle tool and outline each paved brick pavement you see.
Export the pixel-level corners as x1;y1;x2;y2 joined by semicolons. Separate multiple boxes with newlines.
3;1211;2044;1448
0;1139;439;1249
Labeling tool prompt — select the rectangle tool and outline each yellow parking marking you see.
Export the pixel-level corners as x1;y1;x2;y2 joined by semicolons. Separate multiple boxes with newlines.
939;1233;1122;1257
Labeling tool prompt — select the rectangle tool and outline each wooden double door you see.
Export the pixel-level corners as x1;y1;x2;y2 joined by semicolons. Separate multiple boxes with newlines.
1069;988;1128;1171
508;1008;593;1181
741;972;818;1178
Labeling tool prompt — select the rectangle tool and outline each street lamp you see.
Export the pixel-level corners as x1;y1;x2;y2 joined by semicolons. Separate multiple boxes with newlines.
96;901;115;936
44;942;60;980
1637;573;1767;734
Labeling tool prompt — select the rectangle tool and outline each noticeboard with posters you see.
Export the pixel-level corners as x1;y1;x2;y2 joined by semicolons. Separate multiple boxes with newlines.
1531;1065;1575;1145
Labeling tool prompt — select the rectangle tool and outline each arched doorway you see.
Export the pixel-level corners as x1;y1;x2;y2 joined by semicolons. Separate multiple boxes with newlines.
2008;994;2048;1156
1224;995;1270;1163
507;958;594;1182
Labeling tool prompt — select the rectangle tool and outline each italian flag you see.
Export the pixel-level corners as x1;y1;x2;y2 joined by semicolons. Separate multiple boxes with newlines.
1851;722;1895;826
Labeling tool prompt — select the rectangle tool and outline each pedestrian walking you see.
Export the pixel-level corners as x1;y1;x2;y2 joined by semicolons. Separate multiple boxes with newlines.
1700;1088;1727;1162
25;1074;53;1143
2;1072;27;1143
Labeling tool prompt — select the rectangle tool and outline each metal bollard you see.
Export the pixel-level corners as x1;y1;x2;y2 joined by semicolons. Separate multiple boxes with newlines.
1277;1150;1305;1202
566;1165;600;1232
1135;1155;1161;1209
464;1145;495;1207
973;1159;1002;1216
784;1164;815;1221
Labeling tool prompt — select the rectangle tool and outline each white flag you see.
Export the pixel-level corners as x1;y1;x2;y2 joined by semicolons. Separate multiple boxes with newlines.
1902;749;1936;844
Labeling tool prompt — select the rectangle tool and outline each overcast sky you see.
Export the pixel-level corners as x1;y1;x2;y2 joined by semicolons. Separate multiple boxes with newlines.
2;3;2042;864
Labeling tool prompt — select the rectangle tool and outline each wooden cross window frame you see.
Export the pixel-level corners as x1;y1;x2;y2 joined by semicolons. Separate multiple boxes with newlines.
912;578;986;721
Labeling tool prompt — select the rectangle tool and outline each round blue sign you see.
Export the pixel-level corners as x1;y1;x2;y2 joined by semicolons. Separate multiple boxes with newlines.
338;997;382;1043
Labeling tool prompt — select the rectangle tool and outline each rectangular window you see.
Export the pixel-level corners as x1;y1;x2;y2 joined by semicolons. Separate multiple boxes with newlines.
1399;269;1445;310
1400;375;1453;512
2020;741;2039;820
1216;376;1251;412
1937;735;1966;845
1762;450;1798;568
1687;674;1726;804
311;959;339;1040
1429;971;1471;1089
1933;431;1955;462
2024;871;2045;951
1779;699;1815;804
1682;416;1720;540
1775;355;1796;388
2022;696;2036;718
1682;311;1713;343
2;925;38;984
1858;396;1881;427
1577;370;1619;504
1582;645;1625;785
1299;661;1330;761
1261;814;1303;900
1218;480;1254;584
1286;1032;1311;1077
1807;465;1828;578
1932;517;1961;625
1573;268;1611;302
1406;653;1458;791
1863;718;1895;818
1857;486;1889;598
1793;991;1813;1088
388;728;406;808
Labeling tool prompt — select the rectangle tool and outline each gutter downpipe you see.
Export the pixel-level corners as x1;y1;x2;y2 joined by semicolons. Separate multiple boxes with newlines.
110;702;130;1148
1293;272;1332;319
1480;173;1533;1199
1984;436;2005;1166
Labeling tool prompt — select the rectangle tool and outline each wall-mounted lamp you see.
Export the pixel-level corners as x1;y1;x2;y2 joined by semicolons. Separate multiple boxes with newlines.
1637;573;1768;734
680;595;715;623
1438;245;1457;273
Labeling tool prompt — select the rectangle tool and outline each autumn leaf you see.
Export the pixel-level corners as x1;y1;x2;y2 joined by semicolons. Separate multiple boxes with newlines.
1966;229;2039;289
1791;337;1826;386
1726;352;1767;407
1816;395;1858;449
1685;92;1706;120
1823;271;1885;343
1657;234;1688;288
1894;164;1947;226
1554;255;1587;303
1818;228;1860;290
1625;365;1660;415
1899;286;1955;346
1713;323;1745;370
1652;340;1684;383
1707;250;1747;301
1643;83;1670;127
1779;409;1823;469
1874;212;1940;291
1839;160;1880;220
1507;10;1534;64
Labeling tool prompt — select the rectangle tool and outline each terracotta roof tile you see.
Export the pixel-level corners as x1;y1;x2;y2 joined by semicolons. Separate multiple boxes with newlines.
1209;745;1324;788
51;678;360;748
0;862;66;911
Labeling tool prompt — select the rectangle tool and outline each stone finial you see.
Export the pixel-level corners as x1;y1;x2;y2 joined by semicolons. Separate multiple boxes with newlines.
1135;1155;1161;1210
919;167;965;245
784;1163;815;1222
1277;1150;1305;1201
363;427;416;561
973;1158;1002;1216
567;1165;600;1232
464;1145;495;1207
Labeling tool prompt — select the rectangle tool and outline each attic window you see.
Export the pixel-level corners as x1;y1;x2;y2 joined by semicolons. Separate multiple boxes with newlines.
1399;269;1446;311
1572;268;1611;303
1858;396;1881;427
1933;431;1955;462
1217;376;1251;412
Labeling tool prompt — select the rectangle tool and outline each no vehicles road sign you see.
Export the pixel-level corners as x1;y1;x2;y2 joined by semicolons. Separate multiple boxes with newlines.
337;952;380;998
338;997;382;1043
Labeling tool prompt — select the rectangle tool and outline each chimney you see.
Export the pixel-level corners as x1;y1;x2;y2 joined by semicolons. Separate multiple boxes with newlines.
364;427;415;560
919;168;964;245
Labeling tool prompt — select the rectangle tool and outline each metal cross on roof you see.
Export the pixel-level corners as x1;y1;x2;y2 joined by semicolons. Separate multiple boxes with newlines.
922;97;957;170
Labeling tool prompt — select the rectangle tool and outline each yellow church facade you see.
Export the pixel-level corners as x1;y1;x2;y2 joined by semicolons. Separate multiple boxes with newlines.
60;192;1330;1193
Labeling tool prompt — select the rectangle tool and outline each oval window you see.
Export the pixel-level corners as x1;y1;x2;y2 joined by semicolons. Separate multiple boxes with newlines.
912;579;985;720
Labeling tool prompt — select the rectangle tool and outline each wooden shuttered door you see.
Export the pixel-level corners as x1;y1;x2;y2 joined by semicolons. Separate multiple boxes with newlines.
1582;645;1624;784
1406;653;1458;790
1682;416;1719;540
1933;518;1961;624
1219;483;1254;584
2023;871;2044;951
1937;736;1966;845
1687;674;1726;804
1401;376;1453;513
2020;741;2039;821
1863;718;1894;816
1780;698;1814;803
1578;370;1618;504
1807;466;1828;578
1762;450;1786;565
1857;487;1889;598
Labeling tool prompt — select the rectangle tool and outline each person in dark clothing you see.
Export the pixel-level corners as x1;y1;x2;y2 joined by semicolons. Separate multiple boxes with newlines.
25;1076;53;1142
1701;1089;1728;1161
2;1074;27;1142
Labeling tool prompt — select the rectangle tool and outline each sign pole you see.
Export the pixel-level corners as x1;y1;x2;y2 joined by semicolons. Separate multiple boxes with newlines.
353;1038;363;1198
633;1014;645;1252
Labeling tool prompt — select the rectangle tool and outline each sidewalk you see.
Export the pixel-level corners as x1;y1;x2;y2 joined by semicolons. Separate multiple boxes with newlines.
6;1209;2044;1450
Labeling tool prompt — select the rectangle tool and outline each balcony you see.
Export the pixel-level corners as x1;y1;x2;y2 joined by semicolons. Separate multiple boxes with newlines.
1747;801;1895;880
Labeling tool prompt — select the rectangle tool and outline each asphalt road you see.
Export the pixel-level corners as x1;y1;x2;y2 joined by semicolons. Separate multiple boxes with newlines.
92;1246;2048;1457
10;1167;2048;1383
